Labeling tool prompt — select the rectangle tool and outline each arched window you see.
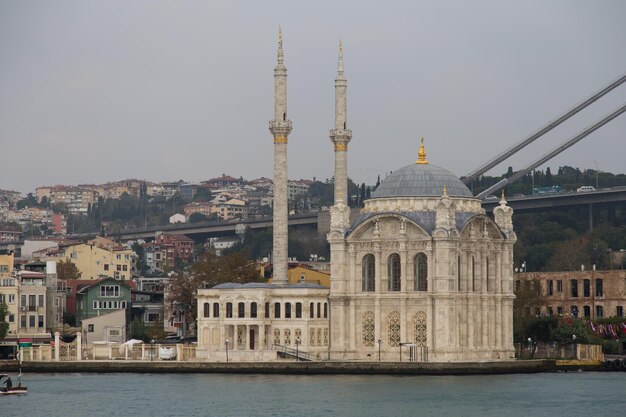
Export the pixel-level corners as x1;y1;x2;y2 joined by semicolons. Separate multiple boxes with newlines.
264;302;270;318
274;302;281;319
295;302;302;318
226;302;233;318
285;302;292;319
388;254;401;291
213;303;220;318
317;302;321;318
238;302;245;318
203;302;210;318
323;303;328;318
414;253;427;291
309;302;314;318
251;302;257;318
362;254;375;292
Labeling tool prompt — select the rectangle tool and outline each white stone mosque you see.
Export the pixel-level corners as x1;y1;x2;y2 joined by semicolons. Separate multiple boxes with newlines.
196;31;517;362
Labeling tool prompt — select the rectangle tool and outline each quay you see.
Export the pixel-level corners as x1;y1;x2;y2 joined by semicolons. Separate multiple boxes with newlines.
0;359;604;375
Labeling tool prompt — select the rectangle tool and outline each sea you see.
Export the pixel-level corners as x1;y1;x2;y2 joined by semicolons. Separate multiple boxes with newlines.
1;372;624;417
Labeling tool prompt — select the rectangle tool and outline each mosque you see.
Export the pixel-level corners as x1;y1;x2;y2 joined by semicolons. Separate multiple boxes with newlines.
196;32;517;362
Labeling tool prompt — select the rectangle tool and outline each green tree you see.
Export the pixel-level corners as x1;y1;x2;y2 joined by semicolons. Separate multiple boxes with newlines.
0;302;9;339
550;318;599;345
57;259;82;280
166;252;262;333
188;212;209;223
513;279;544;343
192;187;212;202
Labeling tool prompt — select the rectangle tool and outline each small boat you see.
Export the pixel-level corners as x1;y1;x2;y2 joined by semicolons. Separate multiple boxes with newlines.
0;373;27;396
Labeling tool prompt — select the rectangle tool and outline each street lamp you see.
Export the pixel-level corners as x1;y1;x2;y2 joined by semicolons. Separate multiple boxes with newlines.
377;339;382;362
295;337;301;361
572;334;577;344
225;338;229;362
150;339;155;362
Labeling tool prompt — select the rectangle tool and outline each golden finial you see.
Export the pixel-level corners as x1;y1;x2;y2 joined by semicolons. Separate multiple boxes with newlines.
278;26;283;47
416;137;428;164
443;185;447;195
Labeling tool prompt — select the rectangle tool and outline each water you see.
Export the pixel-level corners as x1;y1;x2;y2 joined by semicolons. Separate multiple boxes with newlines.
2;372;624;417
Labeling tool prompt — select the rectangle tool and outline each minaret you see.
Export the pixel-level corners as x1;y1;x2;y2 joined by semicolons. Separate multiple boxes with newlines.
330;41;352;222
268;28;292;284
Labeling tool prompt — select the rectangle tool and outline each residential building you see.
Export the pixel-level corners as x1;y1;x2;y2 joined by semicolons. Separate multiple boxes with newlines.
515;269;626;319
215;198;247;221
0;254;18;341
61;237;133;280
203;174;244;189
287;181;310;201
0;229;22;243
75;277;132;327
169;213;186;224
183;201;213;218
154;233;194;265
141;242;165;274
37;186;97;214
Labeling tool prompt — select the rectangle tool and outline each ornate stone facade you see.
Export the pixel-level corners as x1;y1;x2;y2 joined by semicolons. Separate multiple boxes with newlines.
328;153;517;361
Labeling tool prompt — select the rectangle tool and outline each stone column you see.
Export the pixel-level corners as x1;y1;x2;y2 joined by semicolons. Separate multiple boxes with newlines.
76;332;82;361
54;331;60;362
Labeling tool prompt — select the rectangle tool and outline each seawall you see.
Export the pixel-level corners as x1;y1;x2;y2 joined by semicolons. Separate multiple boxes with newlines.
1;359;600;375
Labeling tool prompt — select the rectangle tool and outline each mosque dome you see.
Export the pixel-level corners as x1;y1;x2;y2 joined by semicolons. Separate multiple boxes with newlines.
370;139;474;199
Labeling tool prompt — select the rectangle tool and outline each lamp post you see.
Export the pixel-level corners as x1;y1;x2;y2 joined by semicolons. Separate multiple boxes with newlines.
225;338;229;362
399;343;403;362
295;337;301;361
150;339;155;362
377;339;382;362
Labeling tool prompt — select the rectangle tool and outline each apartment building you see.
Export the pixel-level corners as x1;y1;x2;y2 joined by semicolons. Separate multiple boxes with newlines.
515;269;626;319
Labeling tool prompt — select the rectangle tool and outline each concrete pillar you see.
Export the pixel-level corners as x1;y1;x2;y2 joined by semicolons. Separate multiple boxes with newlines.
54;331;60;362
76;332;82;361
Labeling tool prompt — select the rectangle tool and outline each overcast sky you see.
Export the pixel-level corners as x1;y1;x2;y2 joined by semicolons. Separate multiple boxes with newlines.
1;0;625;194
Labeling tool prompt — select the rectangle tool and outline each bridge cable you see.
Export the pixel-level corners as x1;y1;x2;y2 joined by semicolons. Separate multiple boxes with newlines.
463;73;626;184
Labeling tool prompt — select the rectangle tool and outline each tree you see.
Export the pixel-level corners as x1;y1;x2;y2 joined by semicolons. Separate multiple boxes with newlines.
0;302;9;339
57;259;82;280
192;187;212;202
513;279;544;343
188;212;209;223
550;318;599;345
545;237;590;271
166;252;262;334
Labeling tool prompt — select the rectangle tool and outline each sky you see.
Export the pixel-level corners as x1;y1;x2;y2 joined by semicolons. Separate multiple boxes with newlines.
1;0;625;194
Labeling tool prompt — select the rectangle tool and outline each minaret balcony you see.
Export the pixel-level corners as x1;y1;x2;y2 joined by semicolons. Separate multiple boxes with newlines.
330;128;352;142
269;120;293;137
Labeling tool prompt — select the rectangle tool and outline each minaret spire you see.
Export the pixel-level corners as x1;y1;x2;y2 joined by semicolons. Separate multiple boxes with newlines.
330;40;352;219
277;27;284;65
269;28;292;285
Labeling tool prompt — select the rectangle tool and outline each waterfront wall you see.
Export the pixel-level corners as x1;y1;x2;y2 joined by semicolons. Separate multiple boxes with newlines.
2;359;563;375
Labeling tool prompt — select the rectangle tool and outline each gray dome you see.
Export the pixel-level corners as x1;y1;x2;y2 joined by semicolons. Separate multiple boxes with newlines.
371;163;473;198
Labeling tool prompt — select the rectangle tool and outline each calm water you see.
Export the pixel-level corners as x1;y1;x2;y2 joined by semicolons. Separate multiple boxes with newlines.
2;372;625;417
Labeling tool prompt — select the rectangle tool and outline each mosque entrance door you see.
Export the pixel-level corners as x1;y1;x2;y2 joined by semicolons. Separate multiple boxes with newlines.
250;329;255;350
